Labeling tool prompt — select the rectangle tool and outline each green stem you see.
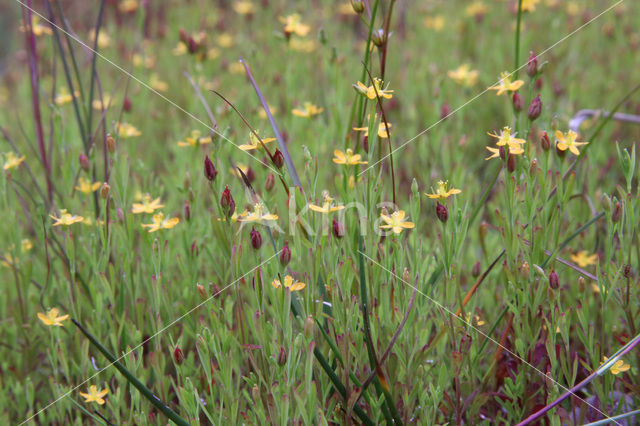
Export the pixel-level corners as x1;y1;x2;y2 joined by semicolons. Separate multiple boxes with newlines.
514;0;523;78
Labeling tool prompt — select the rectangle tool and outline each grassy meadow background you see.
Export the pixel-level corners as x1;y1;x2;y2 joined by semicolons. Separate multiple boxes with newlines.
1;0;640;424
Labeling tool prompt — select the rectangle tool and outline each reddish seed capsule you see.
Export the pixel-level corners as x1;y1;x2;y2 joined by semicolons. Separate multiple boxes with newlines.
273;149;284;169
277;346;287;366
471;261;481;278
527;51;538;77
106;134;116;153
507;153;516;173
512;92;524;112
123;96;132;112
100;183;110;199
436;202;448;223
250;227;262;250
499;145;507;161
179;28;189;44
246;167;256;183
79;154;90;172
612;202;622;223
540;131;551;151
528;95;542;121
332;219;345;239
280;241;291;266
204;155;218;181
265;173;275;192
220;186;235;218
440;102;451;120
184;203;191;221
549;270;559;290
173;347;184;365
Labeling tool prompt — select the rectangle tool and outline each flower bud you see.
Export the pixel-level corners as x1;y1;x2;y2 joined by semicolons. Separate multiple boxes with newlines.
187;36;199;54
246;167;256;183
277;346;287;366
116;207;125;222
612;201;622;223
540;131;550;151
548;270;559;290
273;149;284;169
436;202;448;223
220;186;235;218
350;0;365;14
371;28;387;48
204;155;218;181
332;219;345;239
173;347;184;365
196;283;207;298
250;227;262;250
184;203;191;221
440;102;451;120
106;134;116;153
471;261;481;278
179;28;189;44
123;96;132;112
528;95;542;121
262;173;274;192
100;183;110;199
79;154;90;172
512;92;524;112
507;153;516;173
499;145;506;160
280;241;291;266
526;51;538;77
529;158;538;177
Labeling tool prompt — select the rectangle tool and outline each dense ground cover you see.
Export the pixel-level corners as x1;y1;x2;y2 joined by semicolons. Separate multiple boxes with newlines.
1;0;639;424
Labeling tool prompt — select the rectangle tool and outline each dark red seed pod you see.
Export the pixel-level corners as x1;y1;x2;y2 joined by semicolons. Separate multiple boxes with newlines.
471;261;481;278
526;51;538;77
332;219;345;239
79;154;90;172
280;241;291;266
548;270;559;290
184;203;191;221
612;201;622;223
512;92;524;112
528;95;542;121
273;149;284;169
250;227;262;250
220;186;235;217
440;102;451;120
540;131;550;151
173;347;184;365
204;155;218;181
436;202;448;223
123;96;132;112
277;346;287;366
507;153;516;173
246;167;256;183
265;173;275;191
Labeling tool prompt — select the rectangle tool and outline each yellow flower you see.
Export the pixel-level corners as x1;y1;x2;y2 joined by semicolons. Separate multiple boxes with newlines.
353;121;391;139
238;132;276;151
3;152;26;170
92;95;113;111
88;30;111;49
50;209;84;226
465;1;488;18
240;202;278;224
218;33;234;48
207;47;221;60
354;78;394;100
233;1;255;14
54;87;79;106
21;239;33;253
569;250;598;268
150;74;168;92
37;308;69;326
447;64;479;87
554;130;588;156
19;15;53;36
229;62;246;75
172;42;188;56
380;210;415;234
116;122;142;138
602;357;631;375
464;312;486;326
118;0;138;13
488;126;526;149
177;130;213;148
75;177;102;194
333;148;367;165
292;102;323;118
424;15;445;31
279;14;311;37
272;275;306;291
131;194;165;214
308;191;345;214
141;212;180;232
425;180;461;201
522;0;541;12
79;385;109;405
290;38;316;52
488;72;525;96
